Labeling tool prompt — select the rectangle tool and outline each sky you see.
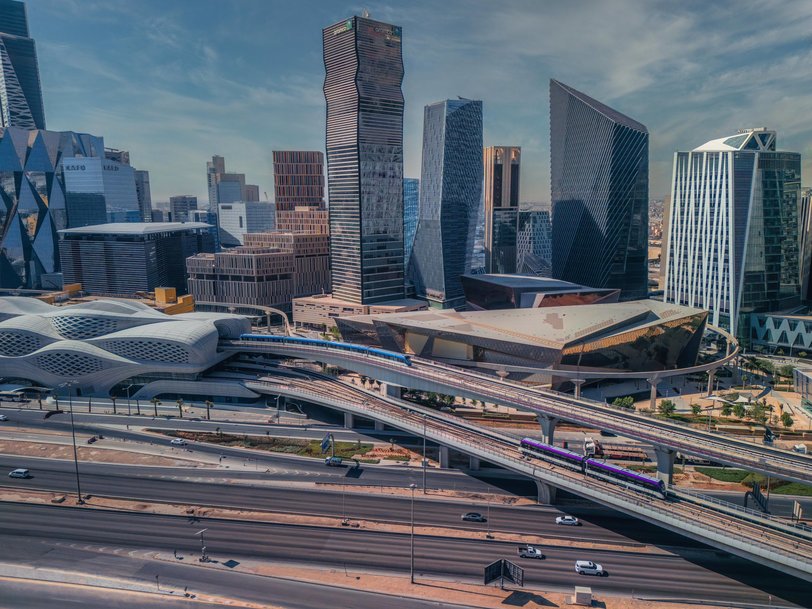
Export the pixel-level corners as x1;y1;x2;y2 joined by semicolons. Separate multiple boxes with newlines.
27;0;812;204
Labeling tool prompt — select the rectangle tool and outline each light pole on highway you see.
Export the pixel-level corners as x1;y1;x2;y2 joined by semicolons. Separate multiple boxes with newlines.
60;380;83;504
409;482;416;584
196;528;209;562
422;412;427;494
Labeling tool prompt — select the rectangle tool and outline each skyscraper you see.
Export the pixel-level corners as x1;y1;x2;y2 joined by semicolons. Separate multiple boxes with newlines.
134;169;152;222
403;178;419;269
483;146;520;274
517;205;552;276
410;99;482;309
550;79;649;300
273;150;325;211
169;195;197;223
0;0;45;130
205;154;259;208
323;15;405;304
664;129;804;339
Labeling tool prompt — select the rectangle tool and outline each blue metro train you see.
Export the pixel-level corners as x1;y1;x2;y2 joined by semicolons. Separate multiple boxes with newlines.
520;437;666;496
239;333;412;366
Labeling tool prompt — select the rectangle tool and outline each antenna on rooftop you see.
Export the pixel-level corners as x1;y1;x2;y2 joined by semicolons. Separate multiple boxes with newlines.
362;8;370;18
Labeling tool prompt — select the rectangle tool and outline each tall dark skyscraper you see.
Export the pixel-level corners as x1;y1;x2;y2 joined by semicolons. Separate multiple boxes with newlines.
410;99;482;309
323;15;405;305
550;80;648;300
403;177;419;269
0;0;46;130
483;146;521;274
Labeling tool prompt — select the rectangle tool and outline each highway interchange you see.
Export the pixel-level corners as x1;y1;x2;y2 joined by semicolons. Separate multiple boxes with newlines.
1;404;811;607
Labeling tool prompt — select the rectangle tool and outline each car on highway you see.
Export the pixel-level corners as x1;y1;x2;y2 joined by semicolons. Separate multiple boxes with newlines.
324;456;343;467
86;436;97;444
169;438;187;446
575;560;605;576
517;545;544;559
556;515;580;526
461;512;487;522
0;414;7;421
8;468;30;479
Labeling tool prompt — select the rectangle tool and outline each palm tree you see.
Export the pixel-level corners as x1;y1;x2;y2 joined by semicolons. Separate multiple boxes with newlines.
111;397;117;415
205;400;213;420
176;398;184;418
150;397;161;417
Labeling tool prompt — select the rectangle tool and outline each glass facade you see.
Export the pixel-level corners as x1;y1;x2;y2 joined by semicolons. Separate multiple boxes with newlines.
517;207;552;276
483;146;521;274
323;16;405;304
664;130;803;341
61;157;139;227
550;80;649;300
410;100;482;309
218;201;276;247
403;177;419;269
0;127;105;289
0;0;45;130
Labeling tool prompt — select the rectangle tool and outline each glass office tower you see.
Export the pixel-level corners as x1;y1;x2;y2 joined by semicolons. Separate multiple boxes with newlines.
403;177;419;269
664;129;804;340
410;99;482;309
483;146;520;274
0;0;46;130
550;79;648;300
323;16;405;304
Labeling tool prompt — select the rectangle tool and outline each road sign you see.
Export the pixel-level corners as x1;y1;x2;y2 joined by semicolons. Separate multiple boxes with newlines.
751;482;768;512
483;559;524;588
320;433;331;454
793;500;803;522
503;560;524;587
484;560;502;586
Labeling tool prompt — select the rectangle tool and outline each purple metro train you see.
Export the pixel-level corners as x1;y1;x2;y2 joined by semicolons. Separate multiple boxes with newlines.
520;437;666;496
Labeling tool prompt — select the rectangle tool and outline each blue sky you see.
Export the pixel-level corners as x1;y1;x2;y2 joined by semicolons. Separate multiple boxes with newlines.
28;0;812;203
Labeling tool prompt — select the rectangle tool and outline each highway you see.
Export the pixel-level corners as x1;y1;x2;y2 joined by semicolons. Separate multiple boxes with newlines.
0;502;807;607
243;372;812;580
4;537;455;609
228;341;812;484
0;456;699;547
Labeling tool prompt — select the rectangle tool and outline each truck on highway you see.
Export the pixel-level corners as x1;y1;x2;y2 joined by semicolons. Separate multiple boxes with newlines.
517;545;544;559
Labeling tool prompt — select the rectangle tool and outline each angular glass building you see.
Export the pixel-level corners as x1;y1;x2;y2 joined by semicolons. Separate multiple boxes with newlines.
664;129;804;340
410;99;482;309
484;146;520;274
0;126;105;289
550;80;648;300
0;0;46;130
403;177;419;270
517;206;552;276
323;16;405;304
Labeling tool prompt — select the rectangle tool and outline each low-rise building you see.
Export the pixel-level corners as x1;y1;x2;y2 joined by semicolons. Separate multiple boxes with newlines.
186;232;329;311
59;223;214;296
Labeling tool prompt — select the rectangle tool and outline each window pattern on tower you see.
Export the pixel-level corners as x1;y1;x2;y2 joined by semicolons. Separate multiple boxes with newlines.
35;352;104;376
0;332;39;356
104;340;189;363
50;316;120;339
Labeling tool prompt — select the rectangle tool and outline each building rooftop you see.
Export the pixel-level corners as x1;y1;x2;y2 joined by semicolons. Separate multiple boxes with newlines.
59;222;212;236
693;129;777;152
463;274;588;290
351;299;705;351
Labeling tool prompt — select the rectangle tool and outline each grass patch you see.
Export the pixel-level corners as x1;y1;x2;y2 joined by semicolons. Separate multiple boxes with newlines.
771;482;812;496
695;466;749;483
151;429;375;460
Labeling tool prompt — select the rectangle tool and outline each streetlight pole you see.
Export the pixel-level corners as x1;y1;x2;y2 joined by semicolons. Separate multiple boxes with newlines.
196;528;208;562
62;382;83;504
409;483;416;584
422;413;427;494
126;384;132;416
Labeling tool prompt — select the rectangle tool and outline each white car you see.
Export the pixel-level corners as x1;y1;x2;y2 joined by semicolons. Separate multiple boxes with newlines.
575;560;604;576
0;414;7;421
170;438;187;446
556;515;580;526
8;468;29;479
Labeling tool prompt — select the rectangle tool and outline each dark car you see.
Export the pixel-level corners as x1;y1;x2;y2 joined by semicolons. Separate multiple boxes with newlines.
461;512;487;522
86;436;97;444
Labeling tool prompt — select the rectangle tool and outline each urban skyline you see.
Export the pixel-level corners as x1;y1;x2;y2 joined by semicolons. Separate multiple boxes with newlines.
23;1;812;203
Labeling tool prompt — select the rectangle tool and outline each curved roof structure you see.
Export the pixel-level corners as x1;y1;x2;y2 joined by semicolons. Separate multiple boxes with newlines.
693;129;776;152
0;296;250;395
